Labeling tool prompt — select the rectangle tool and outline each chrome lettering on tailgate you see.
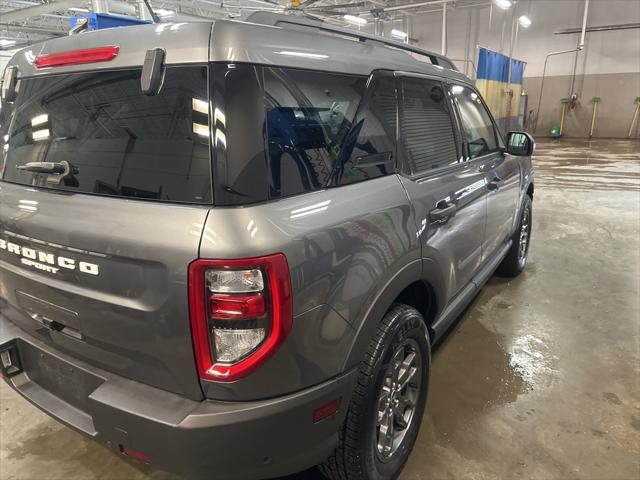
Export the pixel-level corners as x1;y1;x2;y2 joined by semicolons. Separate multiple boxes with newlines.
0;238;100;276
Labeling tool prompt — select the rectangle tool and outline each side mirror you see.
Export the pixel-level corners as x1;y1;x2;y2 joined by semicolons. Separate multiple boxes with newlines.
506;131;535;156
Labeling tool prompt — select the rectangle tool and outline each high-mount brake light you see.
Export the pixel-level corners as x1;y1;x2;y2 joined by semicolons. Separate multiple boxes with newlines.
189;254;292;382
34;46;119;69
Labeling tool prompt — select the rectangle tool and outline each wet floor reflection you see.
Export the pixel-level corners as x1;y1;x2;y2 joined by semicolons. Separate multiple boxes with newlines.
533;138;640;192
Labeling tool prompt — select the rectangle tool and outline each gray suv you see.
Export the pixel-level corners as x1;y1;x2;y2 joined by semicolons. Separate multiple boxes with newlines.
0;12;534;480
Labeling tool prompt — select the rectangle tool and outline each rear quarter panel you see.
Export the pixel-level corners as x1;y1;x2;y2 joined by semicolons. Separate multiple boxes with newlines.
198;174;420;400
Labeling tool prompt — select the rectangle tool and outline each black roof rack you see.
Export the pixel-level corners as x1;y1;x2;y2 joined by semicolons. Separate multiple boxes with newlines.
244;11;458;71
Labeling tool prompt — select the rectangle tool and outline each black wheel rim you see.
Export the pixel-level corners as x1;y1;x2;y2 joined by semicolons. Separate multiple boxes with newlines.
518;205;531;268
375;339;422;461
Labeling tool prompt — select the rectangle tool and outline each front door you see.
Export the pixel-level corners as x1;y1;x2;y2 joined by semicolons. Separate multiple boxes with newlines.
449;84;520;262
396;75;487;303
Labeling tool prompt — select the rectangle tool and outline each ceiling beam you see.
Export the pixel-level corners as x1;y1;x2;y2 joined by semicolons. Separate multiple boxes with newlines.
1;0;78;23
0;22;65;35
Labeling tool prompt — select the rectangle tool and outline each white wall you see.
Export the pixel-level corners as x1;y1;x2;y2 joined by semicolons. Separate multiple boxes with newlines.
407;0;640;137
409;0;640;78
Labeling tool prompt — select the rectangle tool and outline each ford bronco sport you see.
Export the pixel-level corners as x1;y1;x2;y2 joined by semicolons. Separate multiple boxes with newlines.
0;12;534;480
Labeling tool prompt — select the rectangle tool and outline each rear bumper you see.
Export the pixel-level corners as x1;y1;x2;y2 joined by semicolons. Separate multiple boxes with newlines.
0;314;357;479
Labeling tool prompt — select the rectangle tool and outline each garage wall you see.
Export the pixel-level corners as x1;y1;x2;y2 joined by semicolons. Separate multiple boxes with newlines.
408;0;640;138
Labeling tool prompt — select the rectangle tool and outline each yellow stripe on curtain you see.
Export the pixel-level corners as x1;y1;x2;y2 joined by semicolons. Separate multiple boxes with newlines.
476;79;521;121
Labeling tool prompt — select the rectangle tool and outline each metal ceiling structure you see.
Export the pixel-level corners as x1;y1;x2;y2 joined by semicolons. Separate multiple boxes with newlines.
0;0;492;52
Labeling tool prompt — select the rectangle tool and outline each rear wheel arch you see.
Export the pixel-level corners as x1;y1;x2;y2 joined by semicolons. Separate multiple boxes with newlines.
343;261;444;371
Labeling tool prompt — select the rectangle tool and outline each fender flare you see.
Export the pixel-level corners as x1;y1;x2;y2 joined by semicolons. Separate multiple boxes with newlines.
341;256;447;371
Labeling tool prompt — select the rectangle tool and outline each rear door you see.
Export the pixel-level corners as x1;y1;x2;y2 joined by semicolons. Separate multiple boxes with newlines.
0;65;211;400
395;74;486;302
449;84;520;261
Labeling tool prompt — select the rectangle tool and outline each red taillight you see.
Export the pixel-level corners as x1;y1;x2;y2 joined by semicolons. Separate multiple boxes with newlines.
208;294;266;319
188;254;292;382
35;46;119;69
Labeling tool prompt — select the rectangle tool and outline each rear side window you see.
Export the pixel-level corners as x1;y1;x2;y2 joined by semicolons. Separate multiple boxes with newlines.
451;85;498;159
334;72;397;186
399;77;459;175
264;67;366;198
1;66;212;204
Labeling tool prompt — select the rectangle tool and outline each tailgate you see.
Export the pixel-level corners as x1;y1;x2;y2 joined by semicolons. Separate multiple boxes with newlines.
0;37;213;400
0;183;207;400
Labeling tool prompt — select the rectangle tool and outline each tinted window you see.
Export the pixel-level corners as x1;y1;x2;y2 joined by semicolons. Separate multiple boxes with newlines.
210;63;267;206
399;77;459;174
334;72;397;186
2;66;211;203
451;85;498;159
264;67;366;198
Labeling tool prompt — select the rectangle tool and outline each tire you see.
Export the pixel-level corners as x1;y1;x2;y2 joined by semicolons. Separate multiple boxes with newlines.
498;194;533;277
320;304;431;480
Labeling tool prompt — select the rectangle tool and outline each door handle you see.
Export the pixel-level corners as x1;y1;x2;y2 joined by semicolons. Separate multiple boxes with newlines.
487;175;503;191
429;200;457;224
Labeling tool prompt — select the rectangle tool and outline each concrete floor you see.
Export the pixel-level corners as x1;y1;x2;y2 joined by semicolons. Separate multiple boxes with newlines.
1;138;639;480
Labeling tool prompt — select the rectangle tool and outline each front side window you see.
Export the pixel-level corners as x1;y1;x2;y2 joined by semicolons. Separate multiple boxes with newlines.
399;77;460;175
451;85;498;159
2;66;211;203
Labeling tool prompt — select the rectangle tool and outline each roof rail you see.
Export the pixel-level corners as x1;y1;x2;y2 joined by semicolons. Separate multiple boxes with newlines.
244;11;458;71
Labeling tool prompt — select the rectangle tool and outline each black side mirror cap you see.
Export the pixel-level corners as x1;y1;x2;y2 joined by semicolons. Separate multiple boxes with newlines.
1;66;18;102
506;131;535;157
141;48;165;96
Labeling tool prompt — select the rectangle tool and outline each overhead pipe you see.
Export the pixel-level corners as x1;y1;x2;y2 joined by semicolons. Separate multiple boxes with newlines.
383;0;451;13
579;0;590;47
556;22;640;34
569;0;589;97
441;2;447;54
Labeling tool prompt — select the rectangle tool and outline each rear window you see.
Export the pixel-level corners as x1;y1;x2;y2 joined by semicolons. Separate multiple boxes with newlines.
1;66;212;204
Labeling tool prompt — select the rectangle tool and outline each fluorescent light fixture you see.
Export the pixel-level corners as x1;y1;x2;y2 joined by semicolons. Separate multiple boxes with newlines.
68;7;90;13
451;85;464;94
31;129;50;141
31;114;48;127
275;50;328;60
343;15;367;26
0;39;17;47
518;15;532;27
391;29;408;40
493;0;512;10
192;98;208;115
155;8;176;18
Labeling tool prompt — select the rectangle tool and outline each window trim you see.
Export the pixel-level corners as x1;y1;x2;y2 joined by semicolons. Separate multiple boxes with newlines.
394;71;465;181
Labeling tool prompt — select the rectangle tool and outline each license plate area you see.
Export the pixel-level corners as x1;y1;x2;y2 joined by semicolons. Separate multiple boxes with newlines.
12;339;104;413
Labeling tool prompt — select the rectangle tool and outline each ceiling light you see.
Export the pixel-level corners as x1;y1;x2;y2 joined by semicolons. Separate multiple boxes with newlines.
68;7;90;13
493;0;512;10
0;39;17;47
518;15;532;27
343;15;367;26
155;8;176;18
391;29;408;40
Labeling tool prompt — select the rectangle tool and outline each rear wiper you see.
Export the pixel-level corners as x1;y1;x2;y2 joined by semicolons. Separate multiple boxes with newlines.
17;160;78;185
17;161;68;174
